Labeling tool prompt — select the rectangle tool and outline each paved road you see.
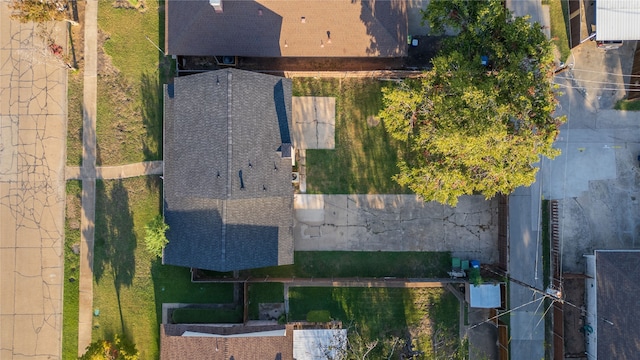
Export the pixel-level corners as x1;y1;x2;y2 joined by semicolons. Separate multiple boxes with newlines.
294;194;499;263
505;1;550;359
0;4;67;359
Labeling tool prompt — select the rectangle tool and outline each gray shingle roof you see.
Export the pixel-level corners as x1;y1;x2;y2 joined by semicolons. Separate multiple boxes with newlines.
165;0;408;57
163;69;294;271
596;250;640;359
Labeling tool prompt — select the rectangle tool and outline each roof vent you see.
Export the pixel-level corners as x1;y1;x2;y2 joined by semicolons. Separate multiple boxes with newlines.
210;0;223;13
300;16;306;23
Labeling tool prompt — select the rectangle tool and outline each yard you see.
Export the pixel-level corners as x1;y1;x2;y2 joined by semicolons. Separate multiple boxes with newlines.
93;0;169;166
91;177;234;358
292;78;411;194
288;287;461;358
244;251;450;279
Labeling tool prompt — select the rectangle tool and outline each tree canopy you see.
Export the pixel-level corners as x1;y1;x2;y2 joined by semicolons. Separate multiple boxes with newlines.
380;0;564;206
79;335;138;360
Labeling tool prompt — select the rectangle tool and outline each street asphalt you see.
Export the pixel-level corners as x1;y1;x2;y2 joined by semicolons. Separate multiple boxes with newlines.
0;3;67;358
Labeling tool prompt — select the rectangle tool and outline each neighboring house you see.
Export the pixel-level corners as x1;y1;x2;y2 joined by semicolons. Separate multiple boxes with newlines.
160;324;347;360
162;69;294;271
165;0;408;57
584;250;640;359
595;0;640;40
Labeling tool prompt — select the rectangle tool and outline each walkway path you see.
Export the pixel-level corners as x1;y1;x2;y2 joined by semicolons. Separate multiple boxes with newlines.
66;161;163;180
78;0;97;355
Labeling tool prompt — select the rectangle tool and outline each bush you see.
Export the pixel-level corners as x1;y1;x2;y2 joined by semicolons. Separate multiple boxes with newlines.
144;215;169;257
306;310;331;323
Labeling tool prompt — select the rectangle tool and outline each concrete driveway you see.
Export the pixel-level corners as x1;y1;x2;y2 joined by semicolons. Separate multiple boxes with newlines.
0;4;67;359
294;194;499;263
543;41;640;273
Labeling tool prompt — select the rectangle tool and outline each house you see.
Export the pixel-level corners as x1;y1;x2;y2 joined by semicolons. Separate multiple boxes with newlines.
584;250;640;359
162;69;294;271
164;0;408;58
595;0;640;41
160;323;347;360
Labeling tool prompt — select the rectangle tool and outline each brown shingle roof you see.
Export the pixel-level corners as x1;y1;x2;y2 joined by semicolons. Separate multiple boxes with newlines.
166;0;408;57
160;324;294;360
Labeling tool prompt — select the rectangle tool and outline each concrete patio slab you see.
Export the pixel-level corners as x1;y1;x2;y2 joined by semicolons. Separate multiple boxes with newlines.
292;96;335;149
294;194;499;263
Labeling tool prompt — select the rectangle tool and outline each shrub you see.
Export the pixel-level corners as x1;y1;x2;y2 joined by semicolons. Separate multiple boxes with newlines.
144;215;168;258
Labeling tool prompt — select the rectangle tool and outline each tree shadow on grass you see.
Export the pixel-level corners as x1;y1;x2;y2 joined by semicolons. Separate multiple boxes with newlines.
94;179;136;334
140;70;162;163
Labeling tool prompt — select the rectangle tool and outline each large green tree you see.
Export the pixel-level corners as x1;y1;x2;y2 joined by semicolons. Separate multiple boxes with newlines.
381;0;564;206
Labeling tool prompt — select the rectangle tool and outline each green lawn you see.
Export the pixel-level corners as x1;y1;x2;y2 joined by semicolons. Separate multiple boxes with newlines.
549;0;571;62
67;72;83;166
95;0;168;165
63;181;82;358
171;307;243;324
614;99;640;111
91;177;233;359
248;283;285;320
288;287;460;358
292;78;410;194
243;251;450;279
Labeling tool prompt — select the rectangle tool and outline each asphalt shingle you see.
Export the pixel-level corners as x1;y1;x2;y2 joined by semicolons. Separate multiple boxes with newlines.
163;69;294;271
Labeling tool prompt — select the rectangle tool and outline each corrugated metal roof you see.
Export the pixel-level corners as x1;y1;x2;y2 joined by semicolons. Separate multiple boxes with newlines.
596;0;640;40
293;329;347;360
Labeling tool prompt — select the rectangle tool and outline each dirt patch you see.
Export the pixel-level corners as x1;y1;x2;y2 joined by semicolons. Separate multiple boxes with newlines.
97;31;119;77
563;277;587;359
366;115;380;127
112;0;147;12
65;193;81;230
258;303;284;321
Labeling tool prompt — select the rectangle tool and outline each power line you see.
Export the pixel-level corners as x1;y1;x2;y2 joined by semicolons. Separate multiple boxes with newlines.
467;294;544;331
551;82;640;92
569;67;640;79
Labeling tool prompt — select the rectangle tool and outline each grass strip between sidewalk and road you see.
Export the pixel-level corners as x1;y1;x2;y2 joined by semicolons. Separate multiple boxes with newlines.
62;181;82;358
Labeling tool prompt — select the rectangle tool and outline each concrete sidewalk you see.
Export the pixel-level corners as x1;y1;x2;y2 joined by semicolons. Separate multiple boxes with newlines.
78;0;98;355
294;194;499;264
66;161;163;180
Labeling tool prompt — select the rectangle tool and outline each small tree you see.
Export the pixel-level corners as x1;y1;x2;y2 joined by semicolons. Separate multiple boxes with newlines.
144;215;169;258
80;334;138;360
9;0;67;23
